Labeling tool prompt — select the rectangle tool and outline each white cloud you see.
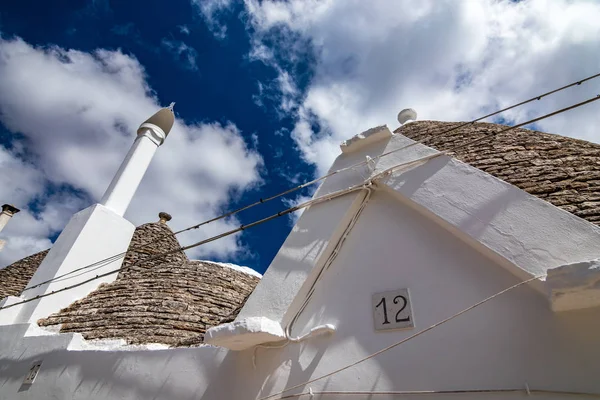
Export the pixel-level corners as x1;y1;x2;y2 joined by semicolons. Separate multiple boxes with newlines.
178;25;190;35
0;36;263;267
161;38;199;70
192;0;233;40
245;0;600;175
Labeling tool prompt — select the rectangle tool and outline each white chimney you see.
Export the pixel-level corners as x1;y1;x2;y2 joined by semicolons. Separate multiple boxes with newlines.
0;204;20;233
101;104;175;216
2;106;175;326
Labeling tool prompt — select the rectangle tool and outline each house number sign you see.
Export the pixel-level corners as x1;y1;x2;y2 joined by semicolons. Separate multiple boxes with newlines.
372;288;414;331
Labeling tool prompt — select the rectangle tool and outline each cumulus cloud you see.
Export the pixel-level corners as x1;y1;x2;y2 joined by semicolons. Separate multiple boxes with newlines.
245;0;600;175
0;36;262;267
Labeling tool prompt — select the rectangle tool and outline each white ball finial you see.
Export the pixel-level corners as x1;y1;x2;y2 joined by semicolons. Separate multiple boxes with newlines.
397;108;417;125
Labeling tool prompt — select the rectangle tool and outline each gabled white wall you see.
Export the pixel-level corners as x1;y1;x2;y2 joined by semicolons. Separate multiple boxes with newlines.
231;190;600;399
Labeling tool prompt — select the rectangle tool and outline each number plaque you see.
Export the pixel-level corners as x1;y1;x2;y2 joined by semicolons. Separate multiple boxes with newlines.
372;288;414;331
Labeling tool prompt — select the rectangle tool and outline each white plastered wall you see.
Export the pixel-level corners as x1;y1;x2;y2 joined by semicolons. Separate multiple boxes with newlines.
2;129;600;399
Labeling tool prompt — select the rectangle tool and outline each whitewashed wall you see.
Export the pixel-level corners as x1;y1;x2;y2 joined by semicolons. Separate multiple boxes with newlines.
3;189;599;399
229;190;600;399
2;131;600;399
0;323;235;400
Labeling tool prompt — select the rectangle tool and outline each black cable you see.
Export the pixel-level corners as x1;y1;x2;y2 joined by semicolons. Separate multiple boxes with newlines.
7;83;600;307
22;71;600;291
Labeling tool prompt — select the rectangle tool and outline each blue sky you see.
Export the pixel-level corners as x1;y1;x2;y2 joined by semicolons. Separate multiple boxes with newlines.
0;0;599;274
0;0;316;273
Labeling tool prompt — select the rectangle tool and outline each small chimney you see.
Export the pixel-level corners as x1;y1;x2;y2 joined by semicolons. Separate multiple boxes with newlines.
0;204;20;233
158;212;172;224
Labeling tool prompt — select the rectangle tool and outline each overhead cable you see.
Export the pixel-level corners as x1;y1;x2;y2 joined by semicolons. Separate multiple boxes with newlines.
21;72;600;291
257;275;543;400
5;87;600;311
277;388;600;399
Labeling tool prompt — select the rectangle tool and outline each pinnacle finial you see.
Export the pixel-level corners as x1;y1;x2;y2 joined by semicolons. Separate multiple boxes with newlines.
158;212;172;224
168;102;176;112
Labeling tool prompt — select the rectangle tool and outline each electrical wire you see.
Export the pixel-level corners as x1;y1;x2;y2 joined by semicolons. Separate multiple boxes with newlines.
4;92;599;312
407;71;600;140
17;73;600;292
18;143;417;294
277;388;600;399
0;179;378;312
19;73;600;292
449;94;600;153
257;90;598;358
257;275;543;400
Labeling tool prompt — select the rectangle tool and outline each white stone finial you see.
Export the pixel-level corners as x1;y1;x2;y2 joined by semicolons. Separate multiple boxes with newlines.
397;108;417;125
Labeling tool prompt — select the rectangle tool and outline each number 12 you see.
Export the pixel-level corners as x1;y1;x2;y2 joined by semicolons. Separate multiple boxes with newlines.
375;295;410;324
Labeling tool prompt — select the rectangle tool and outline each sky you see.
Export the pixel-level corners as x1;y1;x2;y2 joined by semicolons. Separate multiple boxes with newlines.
0;0;599;274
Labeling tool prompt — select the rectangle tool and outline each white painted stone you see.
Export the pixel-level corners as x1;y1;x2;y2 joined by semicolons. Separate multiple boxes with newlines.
340;125;392;154
204;317;286;350
13;204;135;325
100;128;164;217
0;296;24;325
547;259;600;311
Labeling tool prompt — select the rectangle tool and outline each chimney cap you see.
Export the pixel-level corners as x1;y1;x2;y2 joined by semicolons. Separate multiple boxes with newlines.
138;104;175;137
158;212;172;224
1;204;20;215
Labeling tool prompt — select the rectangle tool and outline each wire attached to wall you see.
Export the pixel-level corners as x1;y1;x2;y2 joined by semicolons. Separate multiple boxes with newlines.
17;72;600;293
277;388;600;399
3;88;599;314
257;275;544;400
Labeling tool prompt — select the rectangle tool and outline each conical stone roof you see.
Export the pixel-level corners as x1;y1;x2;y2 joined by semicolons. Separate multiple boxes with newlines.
37;220;260;346
397;121;600;225
0;216;260;347
0;249;49;299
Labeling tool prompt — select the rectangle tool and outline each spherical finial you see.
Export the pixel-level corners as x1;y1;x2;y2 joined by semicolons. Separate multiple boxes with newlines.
397;108;417;125
158;212;172;224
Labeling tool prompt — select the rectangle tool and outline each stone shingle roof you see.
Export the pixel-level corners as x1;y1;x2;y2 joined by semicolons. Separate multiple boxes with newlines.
0;249;49;299
38;259;260;347
397;121;600;225
37;220;260;346
0;216;260;347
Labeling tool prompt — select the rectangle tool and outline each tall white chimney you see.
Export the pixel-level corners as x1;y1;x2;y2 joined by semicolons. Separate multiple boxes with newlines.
0;204;20;234
0;204;20;252
101;104;175;216
2;106;175;327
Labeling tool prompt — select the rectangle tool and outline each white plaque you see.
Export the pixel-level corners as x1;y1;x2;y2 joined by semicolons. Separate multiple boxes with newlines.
372;288;414;331
23;361;42;385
